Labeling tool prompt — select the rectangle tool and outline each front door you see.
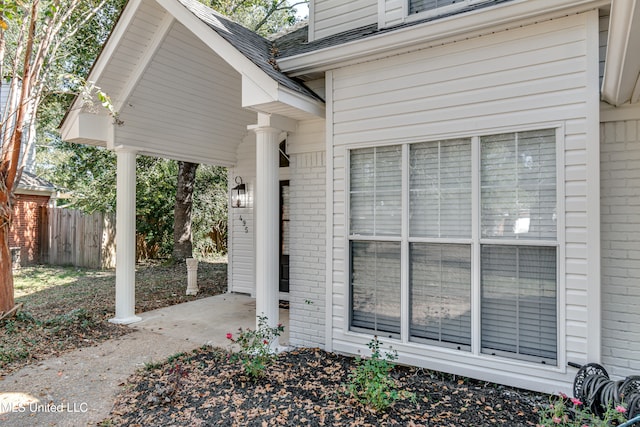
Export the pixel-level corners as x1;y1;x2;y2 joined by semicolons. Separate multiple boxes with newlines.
279;181;290;293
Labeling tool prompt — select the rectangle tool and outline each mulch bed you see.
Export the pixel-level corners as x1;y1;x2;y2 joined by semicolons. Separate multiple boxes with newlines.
105;347;545;426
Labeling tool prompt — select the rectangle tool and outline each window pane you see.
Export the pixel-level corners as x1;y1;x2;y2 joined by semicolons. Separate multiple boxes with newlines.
410;243;471;350
409;0;457;14
481;245;557;363
350;146;402;236
351;241;401;337
481;129;556;240
410;138;471;238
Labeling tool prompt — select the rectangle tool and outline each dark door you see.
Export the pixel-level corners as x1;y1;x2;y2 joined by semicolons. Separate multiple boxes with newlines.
279;181;290;293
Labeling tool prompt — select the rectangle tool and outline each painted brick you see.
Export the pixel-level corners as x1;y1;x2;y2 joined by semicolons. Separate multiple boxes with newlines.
601;119;640;378
288;151;327;348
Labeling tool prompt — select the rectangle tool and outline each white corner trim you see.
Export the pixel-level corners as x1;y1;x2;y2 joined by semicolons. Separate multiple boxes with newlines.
586;10;602;363
325;71;334;352
601;0;640;106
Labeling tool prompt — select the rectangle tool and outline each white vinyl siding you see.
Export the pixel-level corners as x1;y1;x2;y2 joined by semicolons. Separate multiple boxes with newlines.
329;12;599;393
116;21;256;165
228;135;257;295
311;0;377;41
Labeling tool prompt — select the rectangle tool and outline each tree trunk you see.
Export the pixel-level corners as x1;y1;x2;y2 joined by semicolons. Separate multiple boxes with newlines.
0;212;14;314
173;161;199;261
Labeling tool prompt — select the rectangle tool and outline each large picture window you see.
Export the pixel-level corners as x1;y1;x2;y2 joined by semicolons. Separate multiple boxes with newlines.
348;129;558;364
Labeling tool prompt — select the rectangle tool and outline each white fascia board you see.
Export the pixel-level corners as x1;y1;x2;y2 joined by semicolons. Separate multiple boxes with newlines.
602;0;640;106
63;0;145;124
279;0;610;76
155;0;279;100
254;112;298;132
60;112;112;146
277;86;325;119
138;148;237;166
242;74;279;108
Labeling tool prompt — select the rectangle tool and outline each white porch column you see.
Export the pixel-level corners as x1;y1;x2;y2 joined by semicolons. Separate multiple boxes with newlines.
250;120;282;332
110;147;141;324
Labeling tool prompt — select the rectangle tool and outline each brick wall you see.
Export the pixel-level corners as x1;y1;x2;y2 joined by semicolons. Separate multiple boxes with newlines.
288;151;326;348
9;193;50;266
600;120;640;378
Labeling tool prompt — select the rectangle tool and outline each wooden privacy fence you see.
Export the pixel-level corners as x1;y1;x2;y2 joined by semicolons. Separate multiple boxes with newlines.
39;207;116;269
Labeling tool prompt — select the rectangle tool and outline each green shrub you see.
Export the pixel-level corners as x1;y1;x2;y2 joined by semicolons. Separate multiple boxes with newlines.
537;393;627;426
345;336;415;411
226;314;284;379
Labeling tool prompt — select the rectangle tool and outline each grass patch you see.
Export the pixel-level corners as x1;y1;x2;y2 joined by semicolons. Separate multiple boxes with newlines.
0;259;228;376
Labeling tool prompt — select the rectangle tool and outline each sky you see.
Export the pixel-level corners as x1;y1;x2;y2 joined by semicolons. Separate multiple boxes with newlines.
291;1;309;20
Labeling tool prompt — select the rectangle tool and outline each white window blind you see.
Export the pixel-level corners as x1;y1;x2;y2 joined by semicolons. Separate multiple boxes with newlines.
408;0;504;16
410;138;471;238
481;246;557;362
481;129;556;240
351;241;402;337
409;0;457;14
410;243;471;350
350;146;402;237
348;127;558;365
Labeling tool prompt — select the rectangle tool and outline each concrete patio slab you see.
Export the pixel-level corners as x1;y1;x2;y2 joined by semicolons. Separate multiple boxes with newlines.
131;292;289;347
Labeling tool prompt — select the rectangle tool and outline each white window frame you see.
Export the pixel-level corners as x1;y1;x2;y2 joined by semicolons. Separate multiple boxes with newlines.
345;125;565;367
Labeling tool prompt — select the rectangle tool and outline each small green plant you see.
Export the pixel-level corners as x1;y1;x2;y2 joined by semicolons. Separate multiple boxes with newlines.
166;352;187;364
226;314;284;379
144;360;164;371
536;393;627;426
345;336;415;411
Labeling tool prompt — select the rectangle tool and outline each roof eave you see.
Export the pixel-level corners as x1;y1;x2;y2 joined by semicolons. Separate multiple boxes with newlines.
60;0;145;132
278;0;610;77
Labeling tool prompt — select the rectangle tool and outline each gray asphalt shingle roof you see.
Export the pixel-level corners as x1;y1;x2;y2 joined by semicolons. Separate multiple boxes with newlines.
274;0;513;59
177;0;513;101
19;171;55;191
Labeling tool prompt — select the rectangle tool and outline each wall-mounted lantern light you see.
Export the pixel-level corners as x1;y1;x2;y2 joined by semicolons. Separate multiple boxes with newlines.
231;176;246;208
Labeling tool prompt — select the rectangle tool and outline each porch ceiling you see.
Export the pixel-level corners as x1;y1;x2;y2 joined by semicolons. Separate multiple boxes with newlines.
61;0;324;166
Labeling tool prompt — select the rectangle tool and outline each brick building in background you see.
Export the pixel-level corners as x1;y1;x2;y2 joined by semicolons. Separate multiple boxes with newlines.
9;171;56;267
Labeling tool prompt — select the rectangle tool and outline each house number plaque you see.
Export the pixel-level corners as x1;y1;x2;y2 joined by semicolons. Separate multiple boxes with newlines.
239;215;248;233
